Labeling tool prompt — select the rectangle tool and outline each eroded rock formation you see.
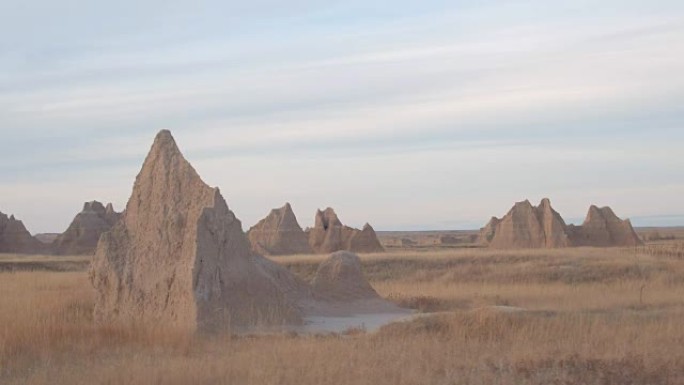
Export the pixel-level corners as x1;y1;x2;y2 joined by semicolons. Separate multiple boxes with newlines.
0;212;43;254
307;208;384;254
481;198;642;249
89;130;305;332
485;199;569;249
247;203;312;255
567;205;643;247
53;201;121;255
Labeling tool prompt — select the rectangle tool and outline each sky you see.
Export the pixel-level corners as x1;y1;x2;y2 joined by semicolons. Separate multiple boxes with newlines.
0;0;683;234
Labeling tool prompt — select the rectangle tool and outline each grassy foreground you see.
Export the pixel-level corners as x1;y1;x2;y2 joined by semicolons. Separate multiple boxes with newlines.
2;246;684;384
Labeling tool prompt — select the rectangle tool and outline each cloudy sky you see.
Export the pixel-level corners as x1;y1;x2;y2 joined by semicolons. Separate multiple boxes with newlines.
1;0;683;233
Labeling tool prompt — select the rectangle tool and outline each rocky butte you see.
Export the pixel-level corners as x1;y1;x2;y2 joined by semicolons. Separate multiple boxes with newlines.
247;203;313;256
567;205;643;247
480;198;643;249
90;130;403;333
307;208;385;254
0;211;44;254
53;201;121;255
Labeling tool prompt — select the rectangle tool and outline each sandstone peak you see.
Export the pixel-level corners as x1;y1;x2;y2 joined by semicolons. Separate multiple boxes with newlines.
349;222;385;253
569;204;643;247
308;208;384;254
486;198;569;249
315;207;343;230
83;201;106;214
89;130;307;332
247;202;313;256
53;200;121;255
152;129;177;151
0;211;44;254
105;203;115;215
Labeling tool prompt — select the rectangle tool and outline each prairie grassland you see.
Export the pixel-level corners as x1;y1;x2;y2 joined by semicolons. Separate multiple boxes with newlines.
3;247;684;384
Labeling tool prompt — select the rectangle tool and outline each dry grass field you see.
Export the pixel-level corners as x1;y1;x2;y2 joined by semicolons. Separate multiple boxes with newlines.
3;244;684;384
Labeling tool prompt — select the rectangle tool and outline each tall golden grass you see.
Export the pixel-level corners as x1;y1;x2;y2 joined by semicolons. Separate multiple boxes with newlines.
3;246;684;384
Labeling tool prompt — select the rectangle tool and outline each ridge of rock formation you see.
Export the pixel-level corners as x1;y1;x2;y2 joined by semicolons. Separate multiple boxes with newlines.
482;199;642;249
53;201;121;255
567;205;643;247
247;203;312;255
487;199;569;249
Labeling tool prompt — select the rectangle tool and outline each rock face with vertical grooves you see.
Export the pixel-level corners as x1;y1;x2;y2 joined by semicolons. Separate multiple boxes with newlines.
53;201;121;255
536;198;571;248
307;208;384;254
247;203;312;255
89;130;305;332
486;199;569;249
481;199;642;249
567;205;643;247
0;212;43;254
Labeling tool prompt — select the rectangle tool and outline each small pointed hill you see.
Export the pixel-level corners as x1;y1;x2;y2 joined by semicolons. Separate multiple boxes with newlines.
307;208;384;254
0;211;44;254
52;201;121;255
567;205;643;247
481;198;643;249
247;203;312;255
349;223;385;253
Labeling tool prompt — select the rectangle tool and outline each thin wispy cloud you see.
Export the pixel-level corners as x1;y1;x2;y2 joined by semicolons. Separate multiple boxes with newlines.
0;0;682;233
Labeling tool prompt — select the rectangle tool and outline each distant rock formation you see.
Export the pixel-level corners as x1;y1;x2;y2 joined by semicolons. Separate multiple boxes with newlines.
52;201;121;255
247;203;313;255
0;212;44;254
484;199;569;249
89;130;306;332
349;223;385;253
567;205;643;247
481;198;642;249
307;208;384;254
